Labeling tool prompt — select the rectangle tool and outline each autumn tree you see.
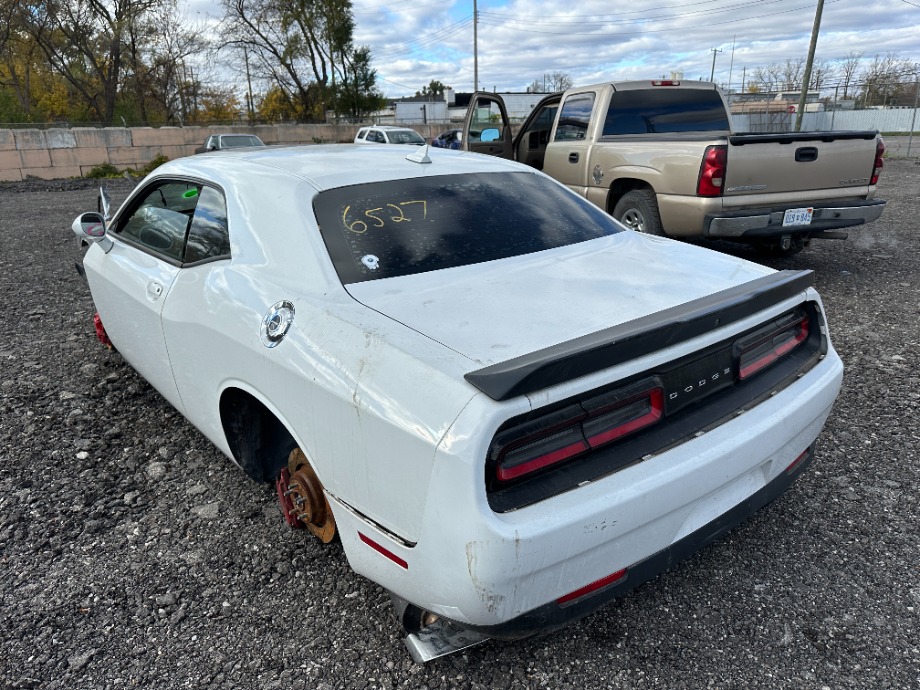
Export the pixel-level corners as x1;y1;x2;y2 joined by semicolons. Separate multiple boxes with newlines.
220;0;377;122
123;2;208;124
16;0;175;124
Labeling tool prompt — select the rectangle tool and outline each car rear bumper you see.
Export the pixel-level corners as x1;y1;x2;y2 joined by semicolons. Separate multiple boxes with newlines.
464;442;817;639
705;198;886;238
330;344;843;637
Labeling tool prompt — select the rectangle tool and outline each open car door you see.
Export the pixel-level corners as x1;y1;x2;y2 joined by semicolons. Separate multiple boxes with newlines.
461;93;513;159
462;92;563;171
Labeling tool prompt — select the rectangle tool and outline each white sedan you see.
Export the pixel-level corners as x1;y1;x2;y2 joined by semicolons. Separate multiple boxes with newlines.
72;144;843;662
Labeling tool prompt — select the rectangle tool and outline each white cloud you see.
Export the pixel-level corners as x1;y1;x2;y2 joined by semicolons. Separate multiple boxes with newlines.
187;0;920;97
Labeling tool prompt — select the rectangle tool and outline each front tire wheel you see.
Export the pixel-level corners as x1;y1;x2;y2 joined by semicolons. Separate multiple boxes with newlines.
612;189;664;236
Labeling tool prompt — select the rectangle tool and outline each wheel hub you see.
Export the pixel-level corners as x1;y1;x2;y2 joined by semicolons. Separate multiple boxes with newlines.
275;448;336;542
621;208;646;232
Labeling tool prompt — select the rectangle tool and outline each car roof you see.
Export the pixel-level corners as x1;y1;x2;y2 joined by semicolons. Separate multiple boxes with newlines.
156;144;529;192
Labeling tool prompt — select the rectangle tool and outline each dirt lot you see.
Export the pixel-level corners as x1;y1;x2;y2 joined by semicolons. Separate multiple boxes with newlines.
1;161;918;689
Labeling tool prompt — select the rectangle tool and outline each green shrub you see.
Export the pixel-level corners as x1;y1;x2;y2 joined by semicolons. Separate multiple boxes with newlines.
85;162;120;179
139;154;169;175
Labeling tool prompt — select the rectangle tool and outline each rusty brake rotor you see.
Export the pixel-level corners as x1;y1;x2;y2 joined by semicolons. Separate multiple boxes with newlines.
277;447;336;543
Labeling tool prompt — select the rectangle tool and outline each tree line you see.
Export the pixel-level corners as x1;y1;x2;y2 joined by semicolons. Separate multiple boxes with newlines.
0;0;385;126
743;52;919;107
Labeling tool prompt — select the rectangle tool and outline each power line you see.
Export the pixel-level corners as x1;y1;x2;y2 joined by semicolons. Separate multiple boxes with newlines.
475;1;842;37
478;0;799;27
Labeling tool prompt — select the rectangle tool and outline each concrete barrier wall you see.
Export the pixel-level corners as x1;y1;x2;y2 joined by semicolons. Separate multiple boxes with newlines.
0;123;454;182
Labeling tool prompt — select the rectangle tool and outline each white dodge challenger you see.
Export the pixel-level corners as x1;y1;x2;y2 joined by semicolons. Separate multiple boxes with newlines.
72;144;843;661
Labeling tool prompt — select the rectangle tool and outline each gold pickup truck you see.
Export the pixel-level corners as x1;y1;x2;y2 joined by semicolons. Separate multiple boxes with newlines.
462;80;886;256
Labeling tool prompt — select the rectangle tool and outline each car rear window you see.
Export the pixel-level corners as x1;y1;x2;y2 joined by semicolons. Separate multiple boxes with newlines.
221;135;263;147
602;88;729;135
388;130;425;145
313;172;623;284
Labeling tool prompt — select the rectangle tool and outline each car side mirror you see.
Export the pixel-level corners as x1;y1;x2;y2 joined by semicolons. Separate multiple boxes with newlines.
71;211;113;252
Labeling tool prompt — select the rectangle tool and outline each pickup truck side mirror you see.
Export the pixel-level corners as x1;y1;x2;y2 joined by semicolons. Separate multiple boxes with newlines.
480;127;500;143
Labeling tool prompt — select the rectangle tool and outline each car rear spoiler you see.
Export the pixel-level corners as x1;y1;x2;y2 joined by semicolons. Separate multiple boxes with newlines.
464;269;815;401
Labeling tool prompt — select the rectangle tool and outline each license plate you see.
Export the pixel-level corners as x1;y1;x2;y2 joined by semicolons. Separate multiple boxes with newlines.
782;207;813;226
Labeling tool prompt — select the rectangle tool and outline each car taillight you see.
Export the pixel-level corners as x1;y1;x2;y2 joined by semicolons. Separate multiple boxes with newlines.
492;384;664;483
871;138;884;185
582;386;664;448
735;310;810;381
651;80;680;86
697;145;727;197
493;405;588;482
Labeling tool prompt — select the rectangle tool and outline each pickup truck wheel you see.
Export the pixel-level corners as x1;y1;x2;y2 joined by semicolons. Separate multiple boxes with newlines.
612;190;664;236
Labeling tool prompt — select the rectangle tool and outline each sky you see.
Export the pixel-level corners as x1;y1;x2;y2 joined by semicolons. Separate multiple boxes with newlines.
184;0;920;98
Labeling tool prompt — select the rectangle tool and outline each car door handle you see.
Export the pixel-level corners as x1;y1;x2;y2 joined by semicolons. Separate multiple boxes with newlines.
568;152;579;163
146;280;164;302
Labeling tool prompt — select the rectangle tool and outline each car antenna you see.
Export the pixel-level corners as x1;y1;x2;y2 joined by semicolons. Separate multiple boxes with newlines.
406;145;432;164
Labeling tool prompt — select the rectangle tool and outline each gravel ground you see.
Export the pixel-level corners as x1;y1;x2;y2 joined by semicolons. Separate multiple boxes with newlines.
1;161;918;690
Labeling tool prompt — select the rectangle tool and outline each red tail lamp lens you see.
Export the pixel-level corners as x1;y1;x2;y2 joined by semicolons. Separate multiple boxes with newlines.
496;426;589;482
557;568;628;605
583;388;664;448
493;384;665;483
697;145;727;197
871;138;885;185
736;313;810;381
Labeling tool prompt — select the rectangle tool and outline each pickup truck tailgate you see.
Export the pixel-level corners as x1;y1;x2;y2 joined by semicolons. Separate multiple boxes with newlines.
723;131;878;197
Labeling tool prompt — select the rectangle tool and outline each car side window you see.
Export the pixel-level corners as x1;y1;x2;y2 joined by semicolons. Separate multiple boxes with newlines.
370;130;385;143
554;93;595;141
184;186;230;264
118;181;202;262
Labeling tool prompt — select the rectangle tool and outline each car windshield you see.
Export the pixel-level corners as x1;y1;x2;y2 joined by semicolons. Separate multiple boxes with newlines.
389;130;425;144
313;172;623;284
221;135;264;147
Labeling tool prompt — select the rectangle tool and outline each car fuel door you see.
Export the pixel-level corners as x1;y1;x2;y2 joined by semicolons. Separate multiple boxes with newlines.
462;93;513;159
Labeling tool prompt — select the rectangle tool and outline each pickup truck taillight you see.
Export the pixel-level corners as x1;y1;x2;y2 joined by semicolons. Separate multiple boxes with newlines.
871;138;885;185
697;145;727;197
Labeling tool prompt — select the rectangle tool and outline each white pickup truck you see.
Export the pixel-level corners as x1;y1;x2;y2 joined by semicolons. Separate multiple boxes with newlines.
462;80;886;255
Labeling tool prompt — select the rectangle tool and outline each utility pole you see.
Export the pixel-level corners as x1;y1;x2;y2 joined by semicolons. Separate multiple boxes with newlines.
243;47;255;125
709;48;722;83
473;0;479;92
727;36;736;93
795;0;825;132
